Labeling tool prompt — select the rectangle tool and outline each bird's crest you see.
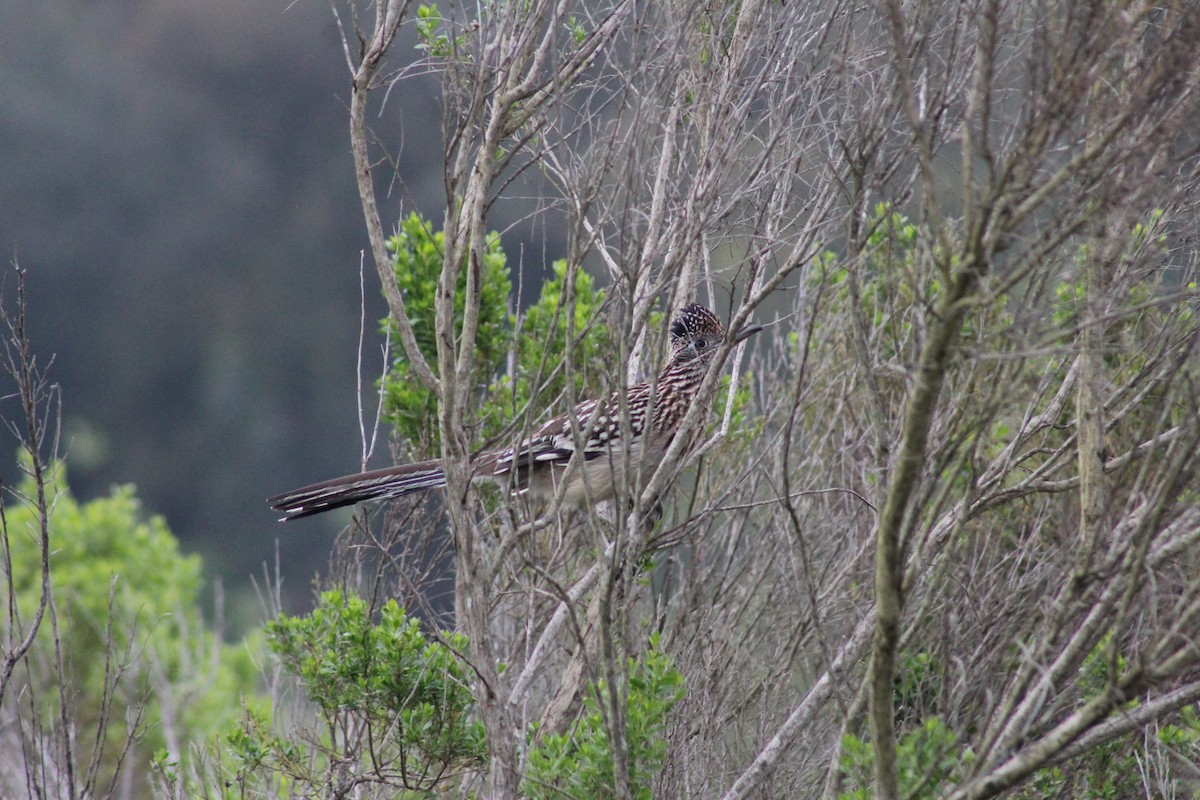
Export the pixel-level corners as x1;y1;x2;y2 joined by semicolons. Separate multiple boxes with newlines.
669;303;724;342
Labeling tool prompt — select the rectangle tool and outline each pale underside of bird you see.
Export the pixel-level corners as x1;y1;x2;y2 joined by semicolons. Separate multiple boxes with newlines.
269;303;761;521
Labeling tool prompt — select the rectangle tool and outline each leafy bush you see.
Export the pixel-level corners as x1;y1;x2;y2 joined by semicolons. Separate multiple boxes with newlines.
380;215;616;456
525;635;685;800
380;211;513;454
225;591;488;794
838;717;970;799
1;463;256;798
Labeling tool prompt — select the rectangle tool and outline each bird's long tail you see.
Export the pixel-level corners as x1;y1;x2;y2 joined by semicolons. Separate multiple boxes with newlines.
268;461;447;520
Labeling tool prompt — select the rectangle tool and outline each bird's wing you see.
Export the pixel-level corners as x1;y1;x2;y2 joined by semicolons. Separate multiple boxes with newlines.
491;396;622;475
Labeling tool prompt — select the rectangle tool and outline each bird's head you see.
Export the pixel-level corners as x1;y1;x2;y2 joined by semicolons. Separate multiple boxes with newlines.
668;303;762;365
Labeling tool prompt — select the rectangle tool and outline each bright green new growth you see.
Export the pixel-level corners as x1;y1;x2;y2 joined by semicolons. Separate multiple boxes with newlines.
415;4;465;59
524;634;685;800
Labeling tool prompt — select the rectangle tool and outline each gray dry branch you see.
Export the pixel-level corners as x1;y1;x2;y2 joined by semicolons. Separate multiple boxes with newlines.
0;265;152;800
0;266;57;708
331;0;1200;798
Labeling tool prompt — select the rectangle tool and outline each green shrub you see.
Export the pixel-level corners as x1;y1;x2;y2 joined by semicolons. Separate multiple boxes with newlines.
2;462;256;798
380;211;512;454
235;591;487;793
525;634;685;800
838;716;970;799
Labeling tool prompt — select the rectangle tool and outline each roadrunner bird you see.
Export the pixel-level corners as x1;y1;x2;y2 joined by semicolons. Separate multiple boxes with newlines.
269;303;761;520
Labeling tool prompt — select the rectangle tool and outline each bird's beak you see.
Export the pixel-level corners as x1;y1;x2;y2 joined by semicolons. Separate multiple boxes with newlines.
733;323;764;344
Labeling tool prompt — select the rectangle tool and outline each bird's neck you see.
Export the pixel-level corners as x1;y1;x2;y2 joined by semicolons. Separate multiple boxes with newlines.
655;357;706;392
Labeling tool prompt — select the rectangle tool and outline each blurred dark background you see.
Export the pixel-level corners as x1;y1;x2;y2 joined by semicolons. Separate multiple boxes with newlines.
0;0;558;628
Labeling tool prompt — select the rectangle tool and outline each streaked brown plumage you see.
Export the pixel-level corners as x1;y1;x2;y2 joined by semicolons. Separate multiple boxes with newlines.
268;303;761;520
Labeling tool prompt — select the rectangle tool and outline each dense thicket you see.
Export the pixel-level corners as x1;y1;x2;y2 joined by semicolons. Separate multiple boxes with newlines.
4;1;1200;798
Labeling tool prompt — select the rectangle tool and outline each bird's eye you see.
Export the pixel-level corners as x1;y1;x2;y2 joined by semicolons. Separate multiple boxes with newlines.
695;338;707;349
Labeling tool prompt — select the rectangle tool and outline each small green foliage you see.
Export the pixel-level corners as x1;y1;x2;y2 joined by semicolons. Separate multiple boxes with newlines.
566;14;587;44
713;370;757;444
1013;636;1151;800
1129;208;1166;250
866;202;919;252
838;717;970;799
893;650;941;724
524;634;685;800
1057;209;1171;333
265;591;486;776
379;218;614;456
811;204;926;369
225;705;279;777
1015;734;1142;800
1080;633;1128;696
380;211;513;453
215;596;484;795
415;4;466;58
485;259;610;440
1157;705;1200;749
216;702;302;798
1052;277;1086;328
149;748;179;796
838;651;974;797
1013;636;1149;799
